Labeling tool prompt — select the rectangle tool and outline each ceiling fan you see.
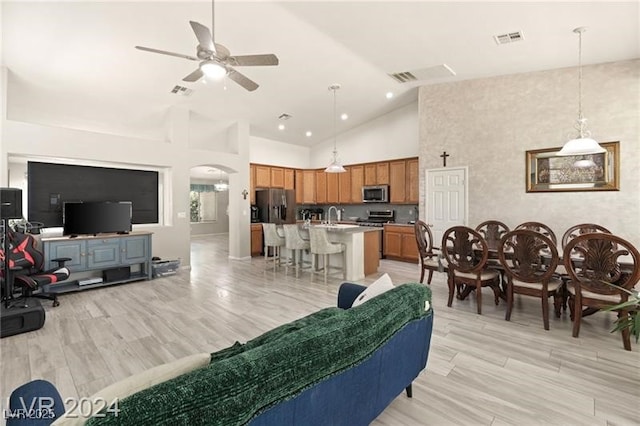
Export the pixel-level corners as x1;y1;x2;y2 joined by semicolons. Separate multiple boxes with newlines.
135;0;278;91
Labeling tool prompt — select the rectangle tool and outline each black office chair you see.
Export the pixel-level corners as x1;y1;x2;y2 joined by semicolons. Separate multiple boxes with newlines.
3;229;70;307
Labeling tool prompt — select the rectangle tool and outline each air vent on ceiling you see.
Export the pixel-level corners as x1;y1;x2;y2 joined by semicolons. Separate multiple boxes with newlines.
388;64;456;84
494;31;524;45
171;85;193;96
388;72;417;84
278;113;292;120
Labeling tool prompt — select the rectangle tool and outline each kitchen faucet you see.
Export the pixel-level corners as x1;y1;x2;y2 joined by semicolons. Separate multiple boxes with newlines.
327;206;338;226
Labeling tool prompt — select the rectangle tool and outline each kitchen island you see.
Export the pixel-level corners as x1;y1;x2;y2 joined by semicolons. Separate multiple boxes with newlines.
294;224;381;281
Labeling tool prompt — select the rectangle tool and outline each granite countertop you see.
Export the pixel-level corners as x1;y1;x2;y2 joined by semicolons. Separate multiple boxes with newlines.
267;222;381;233
383;223;415;228
300;223;381;233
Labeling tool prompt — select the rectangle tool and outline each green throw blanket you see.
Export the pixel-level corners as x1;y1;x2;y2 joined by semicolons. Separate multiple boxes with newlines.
87;283;432;426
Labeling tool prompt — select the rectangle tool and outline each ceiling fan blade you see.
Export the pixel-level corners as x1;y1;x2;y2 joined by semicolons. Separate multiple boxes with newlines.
228;54;279;67
183;68;204;82
227;69;259;92
189;21;215;53
135;46;198;61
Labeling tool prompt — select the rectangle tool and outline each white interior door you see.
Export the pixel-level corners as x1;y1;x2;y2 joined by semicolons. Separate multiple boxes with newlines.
426;167;468;247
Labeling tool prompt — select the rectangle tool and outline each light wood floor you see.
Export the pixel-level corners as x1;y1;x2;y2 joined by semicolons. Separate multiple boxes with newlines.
1;234;638;425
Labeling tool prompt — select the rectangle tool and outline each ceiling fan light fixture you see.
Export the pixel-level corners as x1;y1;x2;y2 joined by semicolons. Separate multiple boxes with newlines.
201;60;227;80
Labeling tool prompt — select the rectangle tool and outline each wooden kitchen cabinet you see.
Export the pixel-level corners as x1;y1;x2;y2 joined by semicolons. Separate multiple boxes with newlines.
284;168;295;190
383;224;418;263
384;230;403;258
302;170;316;204
251;157;417;206
255;165;271;188
376;162;390;185
250;164;256;204
401;233;419;262
406;158;419;203
315;170;327;204
326;172;339;204
271;167;284;188
389;160;406;203
295;170;304;204
338;167;351;204
350;165;363;203
364;164;377;185
364;161;389;185
251;224;263;256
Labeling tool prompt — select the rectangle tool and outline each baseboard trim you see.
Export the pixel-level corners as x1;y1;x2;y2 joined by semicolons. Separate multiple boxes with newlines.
229;256;252;261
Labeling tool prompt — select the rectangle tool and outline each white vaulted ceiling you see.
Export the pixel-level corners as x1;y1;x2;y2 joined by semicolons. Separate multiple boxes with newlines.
2;1;638;146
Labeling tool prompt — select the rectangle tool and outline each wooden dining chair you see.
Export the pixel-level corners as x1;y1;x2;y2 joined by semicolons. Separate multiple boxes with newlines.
498;229;563;330
559;224;613;305
441;226;501;315
561;223;611;250
475;221;510;274
514;222;557;245
414;220;446;284
563;233;640;351
475;220;510;251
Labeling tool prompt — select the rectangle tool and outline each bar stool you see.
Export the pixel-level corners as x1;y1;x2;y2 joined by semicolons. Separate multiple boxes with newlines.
262;223;285;272
283;224;311;277
308;227;346;282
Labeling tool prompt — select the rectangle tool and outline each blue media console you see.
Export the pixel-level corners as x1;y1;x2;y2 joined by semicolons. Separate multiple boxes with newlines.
41;231;153;294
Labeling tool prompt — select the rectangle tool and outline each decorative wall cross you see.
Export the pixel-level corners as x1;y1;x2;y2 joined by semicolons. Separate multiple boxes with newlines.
440;151;450;167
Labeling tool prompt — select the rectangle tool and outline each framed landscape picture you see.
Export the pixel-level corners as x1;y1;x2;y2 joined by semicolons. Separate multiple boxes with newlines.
526;141;620;192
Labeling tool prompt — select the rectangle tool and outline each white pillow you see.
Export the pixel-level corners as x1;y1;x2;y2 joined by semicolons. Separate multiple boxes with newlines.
351;273;395;307
52;352;211;426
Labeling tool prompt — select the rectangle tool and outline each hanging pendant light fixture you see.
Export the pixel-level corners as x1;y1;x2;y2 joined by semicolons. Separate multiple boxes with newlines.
214;169;229;191
325;84;347;173
557;27;605;156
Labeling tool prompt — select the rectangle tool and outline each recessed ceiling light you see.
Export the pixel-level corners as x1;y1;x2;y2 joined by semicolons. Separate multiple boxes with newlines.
278;124;285;130
386;92;394;99
341;113;348;121
305;131;312;137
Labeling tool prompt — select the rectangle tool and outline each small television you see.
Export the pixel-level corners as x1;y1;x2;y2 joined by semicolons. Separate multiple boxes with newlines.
63;201;132;236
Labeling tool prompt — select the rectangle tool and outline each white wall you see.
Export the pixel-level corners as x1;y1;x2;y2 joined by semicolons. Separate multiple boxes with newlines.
418;59;640;248
1;71;252;265
1;68;7;178
309;102;419;168
249;136;310;168
248;102;418;170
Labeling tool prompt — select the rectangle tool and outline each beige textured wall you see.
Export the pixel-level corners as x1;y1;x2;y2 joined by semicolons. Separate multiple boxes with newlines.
418;59;639;248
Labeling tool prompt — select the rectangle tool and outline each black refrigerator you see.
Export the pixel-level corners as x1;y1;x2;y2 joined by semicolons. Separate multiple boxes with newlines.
255;189;296;224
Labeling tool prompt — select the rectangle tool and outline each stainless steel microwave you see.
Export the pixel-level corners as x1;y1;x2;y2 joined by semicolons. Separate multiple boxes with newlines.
362;185;389;203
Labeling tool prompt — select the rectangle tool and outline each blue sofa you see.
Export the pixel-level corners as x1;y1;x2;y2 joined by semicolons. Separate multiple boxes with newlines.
8;282;433;425
251;283;434;426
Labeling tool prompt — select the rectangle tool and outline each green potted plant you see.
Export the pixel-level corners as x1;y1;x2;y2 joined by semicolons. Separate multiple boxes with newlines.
602;283;640;343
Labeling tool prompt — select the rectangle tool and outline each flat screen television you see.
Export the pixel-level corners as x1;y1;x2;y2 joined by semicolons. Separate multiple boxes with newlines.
63;201;132;236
